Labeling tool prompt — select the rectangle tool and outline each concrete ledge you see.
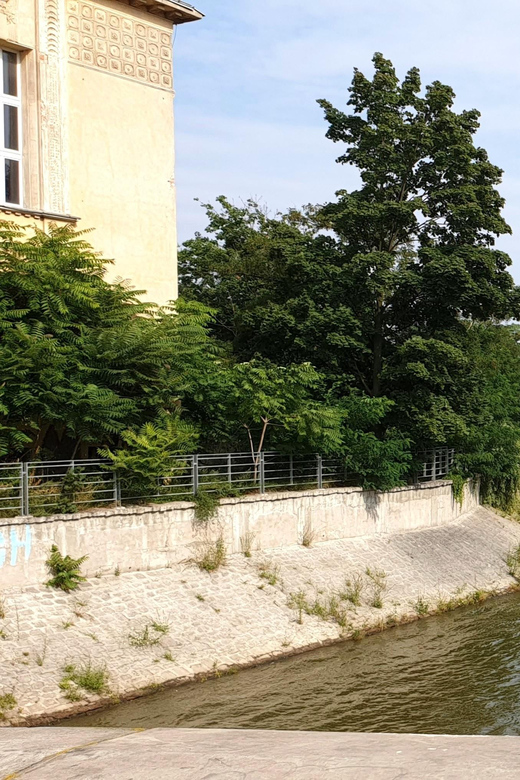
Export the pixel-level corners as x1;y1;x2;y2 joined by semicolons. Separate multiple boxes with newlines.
1;728;519;779
0;480;479;587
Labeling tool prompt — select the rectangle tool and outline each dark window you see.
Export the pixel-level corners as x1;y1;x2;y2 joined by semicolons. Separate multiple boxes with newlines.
4;105;18;150
5;159;19;203
2;52;17;97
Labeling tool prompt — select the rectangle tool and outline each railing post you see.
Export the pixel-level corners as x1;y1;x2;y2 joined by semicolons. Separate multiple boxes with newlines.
431;449;436;481
21;462;29;517
317;454;323;489
113;470;121;507
192;455;199;495
227;453;232;486
259;452;265;494
289;454;294;486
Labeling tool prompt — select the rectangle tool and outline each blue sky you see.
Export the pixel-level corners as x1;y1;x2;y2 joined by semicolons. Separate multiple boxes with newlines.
173;0;520;280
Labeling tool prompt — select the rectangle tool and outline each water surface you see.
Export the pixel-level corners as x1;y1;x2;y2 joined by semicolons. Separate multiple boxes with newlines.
63;593;520;734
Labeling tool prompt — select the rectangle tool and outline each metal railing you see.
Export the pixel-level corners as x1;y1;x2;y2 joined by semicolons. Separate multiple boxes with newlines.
416;448;455;483
0;448;455;519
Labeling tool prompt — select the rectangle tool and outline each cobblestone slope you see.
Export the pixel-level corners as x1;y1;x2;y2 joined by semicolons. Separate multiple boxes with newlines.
0;506;519;725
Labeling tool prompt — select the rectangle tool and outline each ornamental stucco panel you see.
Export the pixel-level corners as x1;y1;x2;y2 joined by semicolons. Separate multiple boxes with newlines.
39;0;70;213
67;0;173;91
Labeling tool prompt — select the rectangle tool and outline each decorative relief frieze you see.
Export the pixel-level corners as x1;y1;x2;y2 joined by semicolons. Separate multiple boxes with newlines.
39;0;69;214
67;0;173;90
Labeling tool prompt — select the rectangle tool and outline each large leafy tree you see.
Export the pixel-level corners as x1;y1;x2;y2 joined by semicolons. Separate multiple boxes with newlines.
318;52;519;398
0;223;216;459
180;55;520;458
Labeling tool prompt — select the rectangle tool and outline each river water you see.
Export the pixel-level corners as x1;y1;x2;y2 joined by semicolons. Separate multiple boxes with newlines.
63;592;520;735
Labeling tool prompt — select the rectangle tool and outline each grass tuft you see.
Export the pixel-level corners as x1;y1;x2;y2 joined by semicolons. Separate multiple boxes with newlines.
340;574;364;607
129;620;170;648
258;561;281;586
365;567;388;609
59;662;109;701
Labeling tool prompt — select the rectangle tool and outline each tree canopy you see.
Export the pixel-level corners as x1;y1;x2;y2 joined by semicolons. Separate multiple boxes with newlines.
2;54;520;503
179;54;520;503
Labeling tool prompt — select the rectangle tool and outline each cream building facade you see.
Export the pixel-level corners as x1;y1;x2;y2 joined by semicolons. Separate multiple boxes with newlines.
0;0;201;302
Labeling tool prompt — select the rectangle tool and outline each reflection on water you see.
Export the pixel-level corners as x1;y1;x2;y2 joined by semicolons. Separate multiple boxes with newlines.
62;592;520;735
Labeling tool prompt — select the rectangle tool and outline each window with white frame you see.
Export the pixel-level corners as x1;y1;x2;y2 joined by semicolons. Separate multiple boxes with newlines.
0;51;21;206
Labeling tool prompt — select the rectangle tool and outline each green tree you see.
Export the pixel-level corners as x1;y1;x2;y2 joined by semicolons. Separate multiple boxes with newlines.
101;412;199;499
223;360;345;468
0;222;217;459
318;52;518;398
180;55;519;461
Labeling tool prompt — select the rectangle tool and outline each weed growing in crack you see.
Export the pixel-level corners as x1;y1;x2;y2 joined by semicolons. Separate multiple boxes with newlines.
365;567;387;609
413;597;430;616
506;544;520;579
46;545;87;592
72;597;87;619
258;561;281;586
59;662;109;701
301;521;316;548
0;692;16;720
340;574;364;607
35;637;48;667
288;590;348;628
191;537;227;572
240;530;256;558
288;590;308;624
129;621;170;648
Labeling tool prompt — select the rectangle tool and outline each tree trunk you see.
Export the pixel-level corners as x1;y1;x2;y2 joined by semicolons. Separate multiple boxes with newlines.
372;297;384;397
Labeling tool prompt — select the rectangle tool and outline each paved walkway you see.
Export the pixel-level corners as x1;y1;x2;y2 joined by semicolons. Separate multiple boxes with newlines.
1;728;520;779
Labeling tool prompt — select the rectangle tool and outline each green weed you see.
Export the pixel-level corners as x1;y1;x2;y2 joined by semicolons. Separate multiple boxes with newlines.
46;545;87;592
59;662;109;701
193;537;227;572
259;561;281;586
129;621;170;648
340;574;364;607
506;543;520;580
413;597;430;616
366;567;387;609
240;530;256;558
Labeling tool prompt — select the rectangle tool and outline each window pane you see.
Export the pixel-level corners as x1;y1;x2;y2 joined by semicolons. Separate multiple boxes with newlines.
3;105;18;150
2;52;17;97
5;159;19;203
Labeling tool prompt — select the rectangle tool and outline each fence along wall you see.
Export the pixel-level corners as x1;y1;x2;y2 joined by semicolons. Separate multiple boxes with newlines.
0;479;479;588
0;449;455;518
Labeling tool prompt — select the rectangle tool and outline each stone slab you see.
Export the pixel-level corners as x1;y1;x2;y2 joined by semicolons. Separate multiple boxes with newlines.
1;728;520;779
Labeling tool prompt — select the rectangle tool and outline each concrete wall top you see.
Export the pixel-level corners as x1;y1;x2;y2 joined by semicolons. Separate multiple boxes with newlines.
0;480;479;589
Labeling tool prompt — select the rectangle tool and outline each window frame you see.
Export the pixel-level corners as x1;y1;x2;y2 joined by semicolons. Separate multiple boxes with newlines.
0;49;22;207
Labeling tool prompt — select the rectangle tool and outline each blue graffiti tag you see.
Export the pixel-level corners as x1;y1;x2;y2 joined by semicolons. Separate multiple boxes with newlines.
7;525;32;567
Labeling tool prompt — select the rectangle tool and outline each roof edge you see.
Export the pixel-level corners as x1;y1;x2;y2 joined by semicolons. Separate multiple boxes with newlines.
126;0;203;23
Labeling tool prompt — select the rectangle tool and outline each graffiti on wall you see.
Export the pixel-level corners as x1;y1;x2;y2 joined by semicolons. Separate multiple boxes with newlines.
0;526;32;568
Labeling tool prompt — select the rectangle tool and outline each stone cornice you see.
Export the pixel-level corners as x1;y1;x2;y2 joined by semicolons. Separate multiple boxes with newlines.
120;0;203;23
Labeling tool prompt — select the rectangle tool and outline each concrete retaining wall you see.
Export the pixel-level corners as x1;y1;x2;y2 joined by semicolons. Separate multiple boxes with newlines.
0;480;479;588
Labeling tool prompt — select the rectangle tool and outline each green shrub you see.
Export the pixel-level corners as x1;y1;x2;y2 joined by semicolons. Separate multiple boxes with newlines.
448;472;466;508
46;545;88;592
193;490;220;523
194;536;227;572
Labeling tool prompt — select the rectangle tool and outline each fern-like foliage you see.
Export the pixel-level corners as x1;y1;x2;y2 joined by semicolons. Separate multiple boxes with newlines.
0;223;218;460
46;544;88;592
